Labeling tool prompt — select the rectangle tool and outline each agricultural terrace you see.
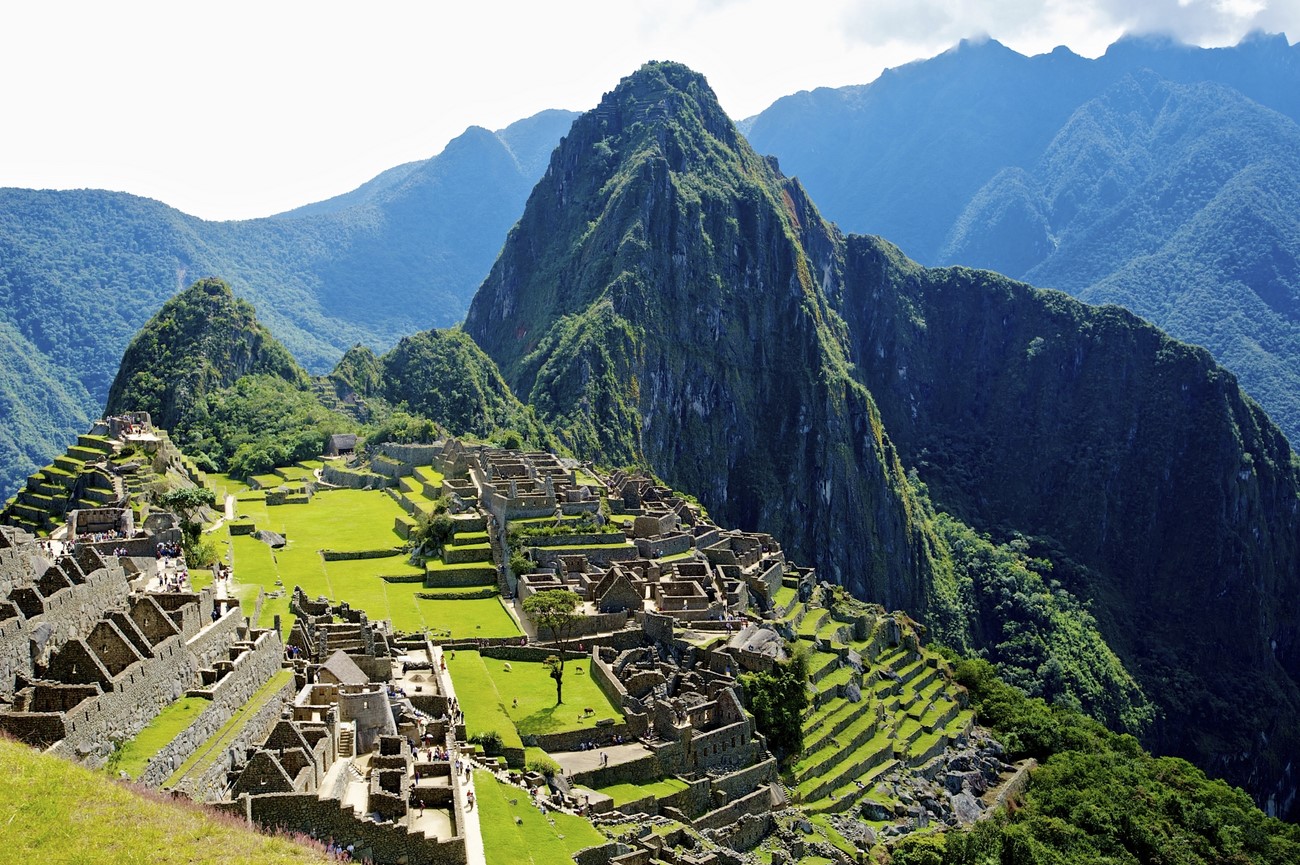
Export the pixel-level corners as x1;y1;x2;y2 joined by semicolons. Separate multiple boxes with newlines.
213;480;519;639
107;696;209;780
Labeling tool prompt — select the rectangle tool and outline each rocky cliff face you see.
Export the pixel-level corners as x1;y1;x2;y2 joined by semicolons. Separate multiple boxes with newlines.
463;62;1300;815
838;237;1300;814
465;62;940;612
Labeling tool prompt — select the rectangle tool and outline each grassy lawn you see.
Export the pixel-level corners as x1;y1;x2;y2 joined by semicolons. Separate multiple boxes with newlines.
275;463;319;481
166;669;294;786
573;469;602;487
475;769;605;865
444;651;524;752
1;738;327;864
413;465;445;486
110;696;210;780
657;550;696;563
414;597;520;639
478;656;622;735
222;486;521;638
594;777;688;806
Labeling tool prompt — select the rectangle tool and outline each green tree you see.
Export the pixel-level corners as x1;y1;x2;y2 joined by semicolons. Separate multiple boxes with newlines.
522;589;582;704
158;486;218;567
741;646;809;760
414;511;455;559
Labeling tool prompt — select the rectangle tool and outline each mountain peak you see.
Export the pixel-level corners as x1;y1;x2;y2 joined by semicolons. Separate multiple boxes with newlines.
588;60;737;148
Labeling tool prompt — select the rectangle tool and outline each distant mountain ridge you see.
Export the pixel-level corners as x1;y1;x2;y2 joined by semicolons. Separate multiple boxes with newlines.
0;108;577;498
744;32;1300;445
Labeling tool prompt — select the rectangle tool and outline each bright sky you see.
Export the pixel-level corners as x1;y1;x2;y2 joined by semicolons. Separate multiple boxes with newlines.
1;0;1294;221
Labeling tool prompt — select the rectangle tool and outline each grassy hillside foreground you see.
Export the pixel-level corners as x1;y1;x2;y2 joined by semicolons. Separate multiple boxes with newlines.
0;736;327;864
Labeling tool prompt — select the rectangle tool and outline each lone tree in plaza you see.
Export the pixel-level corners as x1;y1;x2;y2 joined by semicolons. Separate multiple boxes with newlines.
523;589;581;704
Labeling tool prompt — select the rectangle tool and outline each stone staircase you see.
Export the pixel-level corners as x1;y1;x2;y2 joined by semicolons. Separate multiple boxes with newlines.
338;723;356;758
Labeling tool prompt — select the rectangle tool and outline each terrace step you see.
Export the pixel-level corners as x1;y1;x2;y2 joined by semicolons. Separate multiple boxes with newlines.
796;728;895;805
808;651;842;685
795;708;882;785
809;758;900;814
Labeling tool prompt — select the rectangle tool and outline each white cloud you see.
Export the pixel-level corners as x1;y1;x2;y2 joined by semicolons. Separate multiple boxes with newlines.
0;0;1295;219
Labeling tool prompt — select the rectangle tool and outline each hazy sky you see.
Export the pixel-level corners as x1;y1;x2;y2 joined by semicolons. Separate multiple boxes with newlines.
2;0;1295;220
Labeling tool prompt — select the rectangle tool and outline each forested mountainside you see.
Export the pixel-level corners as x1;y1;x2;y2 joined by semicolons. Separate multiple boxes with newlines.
0;109;576;498
104;278;355;478
744;34;1300;446
463;60;1300;816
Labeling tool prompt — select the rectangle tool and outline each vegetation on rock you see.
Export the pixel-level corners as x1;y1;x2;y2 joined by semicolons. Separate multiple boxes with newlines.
890;658;1300;865
463;59;1300;814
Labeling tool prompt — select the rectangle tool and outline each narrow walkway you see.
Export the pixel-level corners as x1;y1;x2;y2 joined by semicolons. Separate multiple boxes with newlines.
459;763;485;865
224;493;236;520
431;644;486;865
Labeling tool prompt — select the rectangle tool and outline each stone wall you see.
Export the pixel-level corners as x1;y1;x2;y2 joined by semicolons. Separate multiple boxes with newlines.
185;602;240;662
321;464;394;490
173;674;302;801
442;546;494;565
693;783;775;832
532;545;638;569
321;548;405;562
530;717;644;753
526;533;627;548
656;775;712;818
139;631;287;788
227;792;467;865
479;646;586;663
0;557;131;701
571;749;663;788
369;455;411;480
376;443;442;466
591;648;628;710
423;566;496;588
710;756;777;803
48;633;197;763
690;719;759;775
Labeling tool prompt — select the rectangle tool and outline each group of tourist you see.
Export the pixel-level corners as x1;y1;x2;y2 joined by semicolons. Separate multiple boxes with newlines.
77;529;128;543
321;839;355;861
576;732;627;751
154;541;182;558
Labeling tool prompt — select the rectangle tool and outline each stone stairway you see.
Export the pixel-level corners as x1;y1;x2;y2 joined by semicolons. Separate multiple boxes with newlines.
338;724;356;758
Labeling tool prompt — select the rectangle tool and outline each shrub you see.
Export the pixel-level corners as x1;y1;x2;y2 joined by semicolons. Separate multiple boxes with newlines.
526;755;561;776
470;731;504;757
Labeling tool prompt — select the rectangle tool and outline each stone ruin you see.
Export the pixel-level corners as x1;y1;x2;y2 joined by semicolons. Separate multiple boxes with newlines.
0;524;284;772
214;598;469;865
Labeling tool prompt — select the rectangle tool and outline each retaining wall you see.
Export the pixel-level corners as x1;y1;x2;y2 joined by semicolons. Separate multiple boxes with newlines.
139;630;287;787
225;792;467;865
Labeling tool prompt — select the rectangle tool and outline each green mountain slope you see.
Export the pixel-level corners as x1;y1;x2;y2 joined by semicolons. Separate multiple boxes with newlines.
378;328;551;446
465;62;942;615
0;109;575;498
105;278;355;477
840;237;1300;811
943;73;1300;440
463;61;1300;816
105;277;307;429
744;34;1300;447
